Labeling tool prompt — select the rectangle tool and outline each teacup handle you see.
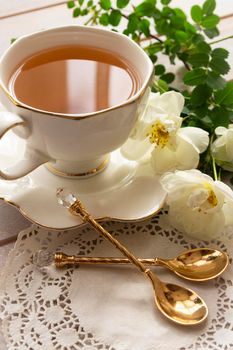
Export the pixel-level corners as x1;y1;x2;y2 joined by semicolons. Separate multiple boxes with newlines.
0;111;50;180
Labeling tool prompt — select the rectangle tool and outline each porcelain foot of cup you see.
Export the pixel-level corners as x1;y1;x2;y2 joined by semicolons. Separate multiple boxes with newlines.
45;156;109;179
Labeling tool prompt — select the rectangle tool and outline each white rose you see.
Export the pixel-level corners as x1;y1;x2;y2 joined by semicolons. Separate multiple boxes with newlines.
121;91;209;174
211;125;233;171
160;169;233;239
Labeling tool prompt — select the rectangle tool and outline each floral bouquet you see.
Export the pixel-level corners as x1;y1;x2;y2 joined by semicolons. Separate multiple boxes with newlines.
67;0;233;239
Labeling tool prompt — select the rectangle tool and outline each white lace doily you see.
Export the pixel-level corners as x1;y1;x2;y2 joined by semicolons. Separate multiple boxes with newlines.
0;210;233;350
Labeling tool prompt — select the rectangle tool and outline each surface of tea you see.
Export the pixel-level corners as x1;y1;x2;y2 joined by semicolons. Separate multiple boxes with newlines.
9;45;139;114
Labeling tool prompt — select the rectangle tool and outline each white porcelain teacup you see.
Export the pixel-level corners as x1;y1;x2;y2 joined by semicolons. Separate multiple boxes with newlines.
0;26;153;179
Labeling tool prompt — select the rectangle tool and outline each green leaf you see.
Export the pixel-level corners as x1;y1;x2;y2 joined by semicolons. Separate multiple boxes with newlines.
99;13;109;26
135;2;155;16
109;9;122;26
132;32;140;41
187;119;199;127
201;115;214;128
157;79;169;92
67;1;75;9
188;53;209;67
194;106;209;119
162;6;173;17
191;5;203;23
139;19;150;36
215;82;233;106
204;27;219;38
181;106;191;116
154;64;165;75
87;0;93;6
11;38;17;44
73;7;80;17
184;22;196;34
117;0;129;8
210;107;231;128
100;0;111;10
202;14;219;28
81;8;88;15
146;0;156;4
160;72;175;83
146;43;162;55
127;14;139;33
196;41;211;53
206;71;226;89
78;0;84;4
209;57;230;75
192;33;205;45
212;48;229;59
161;0;171;4
156;19;170;35
175;30;188;42
183;68;207;86
174;8;186;20
190;84;212;107
203;0;216;15
149;54;158;63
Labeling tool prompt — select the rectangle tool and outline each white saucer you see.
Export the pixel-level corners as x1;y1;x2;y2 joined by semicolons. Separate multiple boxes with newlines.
0;132;166;229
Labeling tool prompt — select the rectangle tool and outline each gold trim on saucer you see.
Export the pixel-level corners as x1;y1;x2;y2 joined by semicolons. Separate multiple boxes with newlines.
45;157;109;178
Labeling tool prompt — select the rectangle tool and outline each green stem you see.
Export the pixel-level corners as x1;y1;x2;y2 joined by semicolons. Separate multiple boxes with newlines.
153;80;167;93
84;16;93;25
149;34;163;43
210;134;219;181
209;34;233;45
181;59;191;71
218;167;222;181
182;115;191;121
212;155;218;181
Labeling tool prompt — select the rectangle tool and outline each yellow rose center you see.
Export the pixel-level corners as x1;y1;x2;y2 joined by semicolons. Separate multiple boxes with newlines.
146;122;169;147
207;189;218;207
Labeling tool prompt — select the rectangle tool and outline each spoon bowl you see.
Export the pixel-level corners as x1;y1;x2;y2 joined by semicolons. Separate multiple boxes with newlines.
165;248;229;281
155;281;208;325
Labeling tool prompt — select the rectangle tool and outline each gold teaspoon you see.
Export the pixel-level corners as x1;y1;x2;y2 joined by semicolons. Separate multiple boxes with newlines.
54;248;228;281
57;188;208;326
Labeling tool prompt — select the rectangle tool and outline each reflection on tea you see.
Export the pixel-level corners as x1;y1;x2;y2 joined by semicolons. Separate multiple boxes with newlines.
9;45;140;114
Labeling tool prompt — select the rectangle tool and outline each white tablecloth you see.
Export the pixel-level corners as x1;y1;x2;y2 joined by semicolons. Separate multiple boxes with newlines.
0;209;233;350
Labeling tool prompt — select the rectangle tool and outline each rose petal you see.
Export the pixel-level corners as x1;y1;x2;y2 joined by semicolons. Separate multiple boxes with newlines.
150;147;177;175
160;169;209;194
222;201;233;226
155;91;184;117
211;136;228;160
214;181;233;201
226;129;233;161
121;137;152;161
168;203;225;239
160;170;215;208
215;126;227;136
176;136;200;169
178;127;209;153
143;105;165;124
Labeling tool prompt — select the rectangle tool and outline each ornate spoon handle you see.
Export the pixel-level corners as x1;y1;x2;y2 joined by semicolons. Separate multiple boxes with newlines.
54;253;161;267
69;200;162;289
